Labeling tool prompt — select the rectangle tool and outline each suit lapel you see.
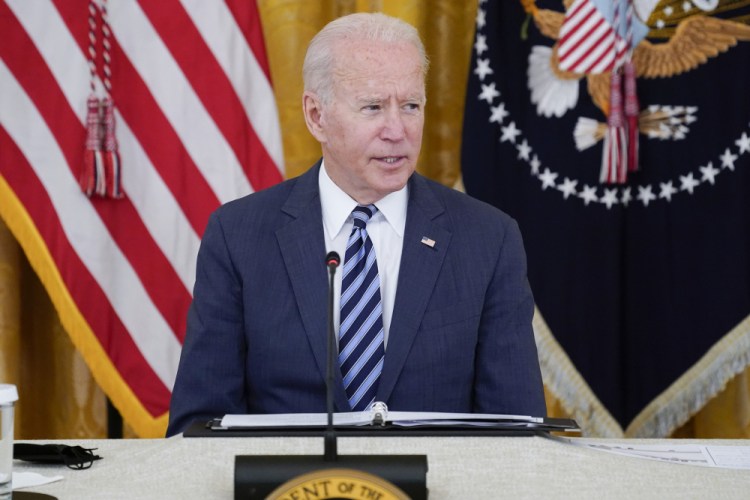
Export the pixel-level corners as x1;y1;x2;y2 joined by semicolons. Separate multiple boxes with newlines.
276;163;351;411
377;174;452;403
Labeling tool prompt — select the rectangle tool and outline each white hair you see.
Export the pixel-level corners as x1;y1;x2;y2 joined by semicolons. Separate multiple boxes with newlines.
303;12;429;104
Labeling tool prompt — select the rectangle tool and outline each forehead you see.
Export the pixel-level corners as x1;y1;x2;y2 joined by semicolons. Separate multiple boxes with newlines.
330;39;425;93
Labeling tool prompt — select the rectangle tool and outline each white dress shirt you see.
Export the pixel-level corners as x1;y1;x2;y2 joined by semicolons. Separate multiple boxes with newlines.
319;161;407;347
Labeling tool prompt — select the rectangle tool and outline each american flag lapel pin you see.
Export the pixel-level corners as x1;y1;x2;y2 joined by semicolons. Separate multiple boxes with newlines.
420;236;436;248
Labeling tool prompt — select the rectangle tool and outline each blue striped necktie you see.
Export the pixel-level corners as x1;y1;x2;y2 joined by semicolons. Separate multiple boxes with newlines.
339;204;385;411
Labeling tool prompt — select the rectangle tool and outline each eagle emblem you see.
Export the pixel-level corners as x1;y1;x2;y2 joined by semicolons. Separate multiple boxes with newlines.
522;0;750;181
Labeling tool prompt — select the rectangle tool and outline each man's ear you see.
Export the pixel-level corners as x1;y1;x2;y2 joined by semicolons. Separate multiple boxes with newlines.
302;91;326;143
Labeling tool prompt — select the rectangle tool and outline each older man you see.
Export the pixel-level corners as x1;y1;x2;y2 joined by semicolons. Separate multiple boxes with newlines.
167;12;545;436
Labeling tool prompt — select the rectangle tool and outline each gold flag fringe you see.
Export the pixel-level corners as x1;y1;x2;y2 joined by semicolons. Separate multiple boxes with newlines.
535;303;750;438
533;308;624;437
626;313;750;437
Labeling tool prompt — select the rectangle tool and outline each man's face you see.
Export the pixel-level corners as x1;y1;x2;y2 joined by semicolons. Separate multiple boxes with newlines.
304;39;425;204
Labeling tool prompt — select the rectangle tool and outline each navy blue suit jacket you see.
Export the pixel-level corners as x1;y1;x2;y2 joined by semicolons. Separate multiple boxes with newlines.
167;163;545;435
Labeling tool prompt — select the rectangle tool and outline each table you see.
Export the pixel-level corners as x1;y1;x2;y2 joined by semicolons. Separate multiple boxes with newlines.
14;435;750;499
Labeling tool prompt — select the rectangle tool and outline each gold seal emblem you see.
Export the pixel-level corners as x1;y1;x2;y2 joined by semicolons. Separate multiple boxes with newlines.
267;468;411;500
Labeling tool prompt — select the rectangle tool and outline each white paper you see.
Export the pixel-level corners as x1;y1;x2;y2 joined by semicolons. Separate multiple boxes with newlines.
565;439;750;470
386;411;541;423
220;411;371;428
220;410;542;428
12;471;64;490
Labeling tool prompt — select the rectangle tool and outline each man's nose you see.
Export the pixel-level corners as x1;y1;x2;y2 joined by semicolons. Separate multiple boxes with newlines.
379;108;406;141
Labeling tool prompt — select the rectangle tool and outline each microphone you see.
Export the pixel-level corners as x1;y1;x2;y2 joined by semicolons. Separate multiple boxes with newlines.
324;251;340;461
325;251;340;270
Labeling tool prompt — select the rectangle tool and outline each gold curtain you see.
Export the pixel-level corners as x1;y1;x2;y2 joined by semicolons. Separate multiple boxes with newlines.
1;0;748;439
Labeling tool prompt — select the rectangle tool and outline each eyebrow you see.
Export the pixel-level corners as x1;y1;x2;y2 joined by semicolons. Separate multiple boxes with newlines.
355;94;425;105
356;96;384;105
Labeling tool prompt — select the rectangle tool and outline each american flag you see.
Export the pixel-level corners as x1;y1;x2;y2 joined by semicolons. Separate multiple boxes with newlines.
0;0;283;436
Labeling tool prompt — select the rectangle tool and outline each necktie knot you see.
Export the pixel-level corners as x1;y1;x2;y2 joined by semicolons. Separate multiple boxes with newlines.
352;204;377;229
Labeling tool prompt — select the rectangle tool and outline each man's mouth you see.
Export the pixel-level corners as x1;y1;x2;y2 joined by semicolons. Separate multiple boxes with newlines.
377;156;405;165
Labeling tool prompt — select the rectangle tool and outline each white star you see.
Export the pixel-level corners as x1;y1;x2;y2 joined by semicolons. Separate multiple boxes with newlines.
530;155;541;175
664;6;674;16
621;187;632;207
699;161;720;185
516;139;532;161
557;177;578;199
475;34;488;56
489;103;508;124
478;82;500;103
474;58;494;81
538;168;558;190
736;132;750;154
682;1;692;12
680;172;700;194
499;121;521;143
637;185;657;207
476;8;486;29
579;185;599;206
659;181;678;201
720;148;738;170
600;188;619;209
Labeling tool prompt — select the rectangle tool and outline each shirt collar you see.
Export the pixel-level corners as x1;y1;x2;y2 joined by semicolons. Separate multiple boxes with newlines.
319;160;408;240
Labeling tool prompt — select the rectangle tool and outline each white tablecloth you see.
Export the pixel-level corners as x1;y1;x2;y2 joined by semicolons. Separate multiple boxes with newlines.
14;435;750;499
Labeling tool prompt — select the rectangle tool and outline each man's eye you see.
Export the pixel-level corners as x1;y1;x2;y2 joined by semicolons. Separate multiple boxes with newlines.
404;103;421;112
363;105;380;112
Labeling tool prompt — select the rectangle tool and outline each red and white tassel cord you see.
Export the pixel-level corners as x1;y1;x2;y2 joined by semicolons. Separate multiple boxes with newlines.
600;0;640;184
624;61;639;174
80;0;123;199
600;69;628;184
102;96;122;198
80;1;105;196
100;0;122;198
82;94;106;196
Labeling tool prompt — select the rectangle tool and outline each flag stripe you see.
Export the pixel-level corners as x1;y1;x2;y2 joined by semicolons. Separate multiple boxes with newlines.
565;24;613;74
558;3;598;58
141;0;283;192
181;0;285;179
107;0;253;204
6;0;96;113
225;0;272;81
587;40;617;75
106;42;221;233
2;7;193;342
115;114;200;294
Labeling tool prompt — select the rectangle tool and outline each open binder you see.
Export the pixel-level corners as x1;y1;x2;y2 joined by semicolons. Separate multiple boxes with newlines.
185;402;579;437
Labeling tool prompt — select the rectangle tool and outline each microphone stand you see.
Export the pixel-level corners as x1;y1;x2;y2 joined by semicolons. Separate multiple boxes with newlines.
324;252;339;461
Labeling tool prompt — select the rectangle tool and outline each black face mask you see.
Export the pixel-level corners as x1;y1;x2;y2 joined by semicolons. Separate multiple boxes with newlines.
13;443;102;470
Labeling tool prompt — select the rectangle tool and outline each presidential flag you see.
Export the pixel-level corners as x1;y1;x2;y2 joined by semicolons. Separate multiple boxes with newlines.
462;0;750;436
0;0;283;436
